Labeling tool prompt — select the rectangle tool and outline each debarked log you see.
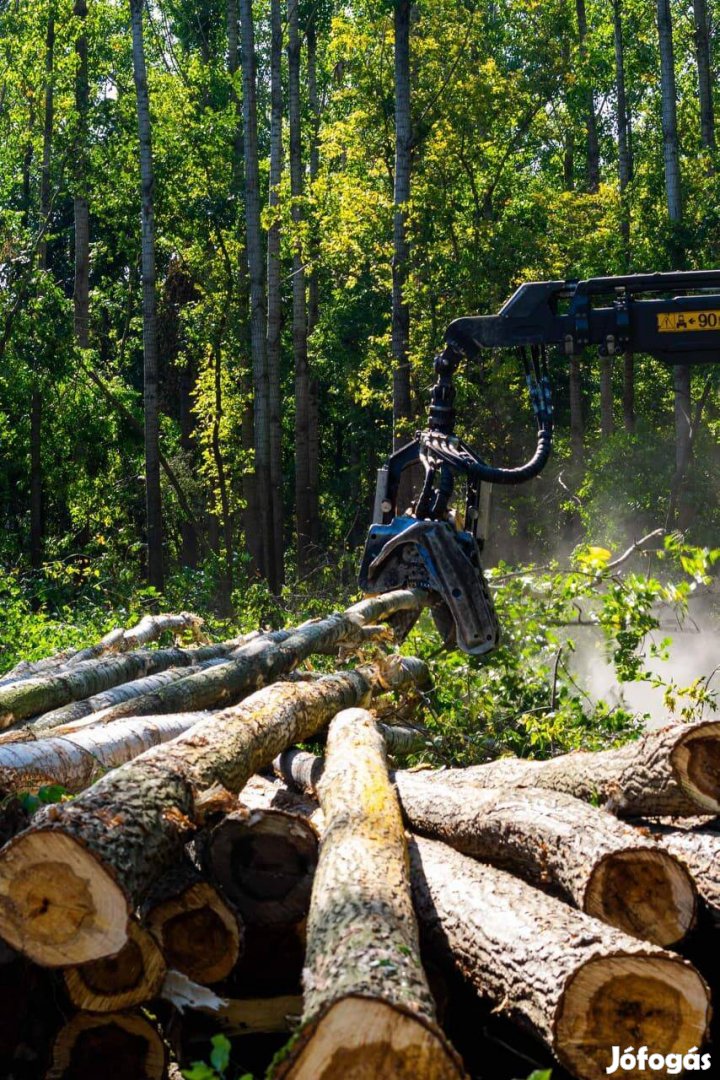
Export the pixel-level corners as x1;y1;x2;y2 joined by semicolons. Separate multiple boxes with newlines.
203;774;319;927
392;769;697;946
0;655;427;966
409;836;711;1080
63;917;166;1012
273;708;465;1080
46;1010;166;1080
416;719;720;817
0;713;207;795
140;858;242;984
0;639;247;729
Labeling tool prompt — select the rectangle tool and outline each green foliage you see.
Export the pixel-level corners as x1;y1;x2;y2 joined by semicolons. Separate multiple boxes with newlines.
182;1034;252;1080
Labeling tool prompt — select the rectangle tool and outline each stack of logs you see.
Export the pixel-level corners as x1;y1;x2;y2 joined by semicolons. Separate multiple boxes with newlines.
0;597;719;1080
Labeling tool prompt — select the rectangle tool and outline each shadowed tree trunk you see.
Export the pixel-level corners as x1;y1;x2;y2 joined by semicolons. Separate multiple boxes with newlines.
239;0;272;583
569;354;583;467
392;0;412;448
288;0;312;571
267;0;284;591
73;0;90;351
693;0;715;156
576;0;599;193
613;0;635;432
130;0;164;590
307;12;321;547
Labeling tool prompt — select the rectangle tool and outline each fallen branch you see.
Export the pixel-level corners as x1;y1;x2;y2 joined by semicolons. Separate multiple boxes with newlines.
273;708;465;1080
0;655;427;965
410;836;710;1080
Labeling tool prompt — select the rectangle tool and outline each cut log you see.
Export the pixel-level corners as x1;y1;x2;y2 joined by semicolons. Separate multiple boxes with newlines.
415;719;720;817
0;652;426;966
46;1011;166;1080
640;818;720;924
204;775;319;926
88;588;431;721
274;707;465;1080
141;858;242;984
378;722;429;755
0;612;205;690
393;769;697;946
410;836;710;1080
0;640;246;729
277;751;697;946
0;713;206;795
18;664;222;738
63;918;166;1012
211;995;302;1036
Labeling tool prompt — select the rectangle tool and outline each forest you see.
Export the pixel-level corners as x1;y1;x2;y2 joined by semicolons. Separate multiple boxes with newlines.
2;0;720;1077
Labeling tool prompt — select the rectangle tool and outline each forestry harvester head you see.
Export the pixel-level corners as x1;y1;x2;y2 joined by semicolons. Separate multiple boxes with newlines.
360;270;720;655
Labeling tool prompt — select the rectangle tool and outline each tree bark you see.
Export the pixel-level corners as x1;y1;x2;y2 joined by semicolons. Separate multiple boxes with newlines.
576;0;600;193
0;713;204;795
273;708;465;1080
267;0;284;591
415;720;720;818
693;0;715;155
657;0;682;223
640;818;720;925
288;0;313;572
83;590;430;721
130;0;164;590
0;654;426;965
73;0;90;349
599;356;613;438
393;770;695;946
47;1011;166;1080
209;994;302;1036
392;0;412;448
410;836;710;1080
239;0;272;582
569;353;584;466
0;641;241;728
63;918;166;1012
613;0;631;256
141;857;242;984
623;349;635;432
204;775;319;926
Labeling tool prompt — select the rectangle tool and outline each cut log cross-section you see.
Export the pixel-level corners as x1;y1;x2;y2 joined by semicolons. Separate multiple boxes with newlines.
205;774;319;926
392;769;697;946
141;857;242;984
415;719;720;817
0;649;428;966
47;1010;166;1080
410;836;711;1080
63;917;166;1012
274;707;465;1080
641;818;720;925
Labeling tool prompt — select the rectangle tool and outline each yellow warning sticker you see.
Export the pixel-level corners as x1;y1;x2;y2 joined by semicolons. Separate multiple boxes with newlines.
658;310;720;332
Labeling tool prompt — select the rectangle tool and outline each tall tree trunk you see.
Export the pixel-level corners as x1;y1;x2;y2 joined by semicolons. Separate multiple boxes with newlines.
569;354;583;467
612;0;631;254
73;0;90;351
267;0;284;591
693;0;715;155
239;0;272;582
130;0;164;590
599;356;613;438
288;0;312;571
657;0;682;223
576;0;600;193
623;349;635;432
392;0;412;448
306;14;321;547
31;7;55;572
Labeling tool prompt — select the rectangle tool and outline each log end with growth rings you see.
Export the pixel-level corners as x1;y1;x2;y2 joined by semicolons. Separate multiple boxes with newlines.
0;829;128;966
276;997;465;1080
584;847;697;946
145;880;241;984
555;954;710;1080
47;1010;166;1080
672;724;720;812
64;918;166;1012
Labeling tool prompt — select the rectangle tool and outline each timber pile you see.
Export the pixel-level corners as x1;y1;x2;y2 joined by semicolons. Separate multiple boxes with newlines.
0;601;718;1078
